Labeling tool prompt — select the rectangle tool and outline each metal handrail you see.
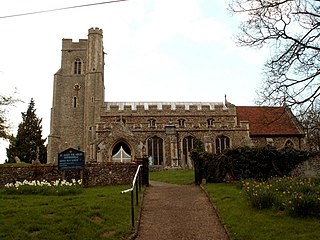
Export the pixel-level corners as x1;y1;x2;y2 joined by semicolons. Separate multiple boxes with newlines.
121;164;142;194
121;164;143;227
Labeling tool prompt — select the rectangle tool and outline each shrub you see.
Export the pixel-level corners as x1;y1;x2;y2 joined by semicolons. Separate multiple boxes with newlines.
191;144;310;182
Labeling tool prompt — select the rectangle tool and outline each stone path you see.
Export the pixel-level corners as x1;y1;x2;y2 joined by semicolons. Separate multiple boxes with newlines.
135;181;230;240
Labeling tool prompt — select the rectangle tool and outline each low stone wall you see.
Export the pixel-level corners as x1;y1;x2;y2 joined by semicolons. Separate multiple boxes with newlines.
291;153;320;177
0;162;138;187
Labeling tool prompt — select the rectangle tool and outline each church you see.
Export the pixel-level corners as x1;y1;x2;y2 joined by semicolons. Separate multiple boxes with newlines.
47;28;305;167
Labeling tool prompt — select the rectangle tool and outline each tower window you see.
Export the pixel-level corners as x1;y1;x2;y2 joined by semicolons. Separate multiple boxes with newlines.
74;58;82;74
73;97;77;108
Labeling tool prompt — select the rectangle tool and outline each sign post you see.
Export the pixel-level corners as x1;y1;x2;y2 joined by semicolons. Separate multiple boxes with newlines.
58;148;85;180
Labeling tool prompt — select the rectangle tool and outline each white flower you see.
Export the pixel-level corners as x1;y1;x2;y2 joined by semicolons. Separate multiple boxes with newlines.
52;180;60;186
15;181;22;188
5;183;13;188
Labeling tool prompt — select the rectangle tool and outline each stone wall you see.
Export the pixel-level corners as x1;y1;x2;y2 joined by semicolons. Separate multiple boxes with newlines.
291;153;320;177
251;136;305;150
0;162;138;187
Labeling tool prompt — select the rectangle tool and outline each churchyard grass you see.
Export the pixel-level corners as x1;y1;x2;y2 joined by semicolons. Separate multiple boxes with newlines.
0;185;142;240
150;169;194;185
204;183;320;240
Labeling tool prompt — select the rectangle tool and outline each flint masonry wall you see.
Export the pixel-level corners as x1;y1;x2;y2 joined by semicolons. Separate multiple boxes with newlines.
291;153;320;177
0;163;137;187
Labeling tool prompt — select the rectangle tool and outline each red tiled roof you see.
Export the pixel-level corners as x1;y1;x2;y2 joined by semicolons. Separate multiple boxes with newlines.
236;106;304;136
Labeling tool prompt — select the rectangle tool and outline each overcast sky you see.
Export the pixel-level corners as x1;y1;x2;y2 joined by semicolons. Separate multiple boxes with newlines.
0;0;269;163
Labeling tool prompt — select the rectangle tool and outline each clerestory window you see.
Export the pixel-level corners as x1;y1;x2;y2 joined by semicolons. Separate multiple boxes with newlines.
178;119;186;128
148;119;156;128
207;118;215;127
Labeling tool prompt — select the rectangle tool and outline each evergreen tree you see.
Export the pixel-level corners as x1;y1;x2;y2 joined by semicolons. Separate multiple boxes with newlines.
6;98;47;163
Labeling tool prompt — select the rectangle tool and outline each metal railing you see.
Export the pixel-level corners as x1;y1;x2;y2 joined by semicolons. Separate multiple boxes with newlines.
121;164;143;227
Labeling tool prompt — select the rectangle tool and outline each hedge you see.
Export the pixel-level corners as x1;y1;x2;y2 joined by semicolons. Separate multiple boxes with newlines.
191;140;311;183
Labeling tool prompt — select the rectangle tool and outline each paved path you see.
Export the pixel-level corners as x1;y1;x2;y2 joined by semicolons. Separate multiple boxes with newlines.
135;181;230;240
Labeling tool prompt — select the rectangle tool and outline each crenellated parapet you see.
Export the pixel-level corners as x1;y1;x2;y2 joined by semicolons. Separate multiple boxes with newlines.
103;101;235;115
88;27;103;36
62;38;87;50
97;101;242;135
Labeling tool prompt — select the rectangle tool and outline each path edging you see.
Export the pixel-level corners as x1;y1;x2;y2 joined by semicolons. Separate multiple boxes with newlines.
199;184;232;239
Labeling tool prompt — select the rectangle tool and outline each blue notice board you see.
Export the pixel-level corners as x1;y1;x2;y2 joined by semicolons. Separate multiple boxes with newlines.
58;148;85;171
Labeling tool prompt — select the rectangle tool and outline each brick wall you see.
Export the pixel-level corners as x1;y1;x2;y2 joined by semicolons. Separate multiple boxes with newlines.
0;163;138;187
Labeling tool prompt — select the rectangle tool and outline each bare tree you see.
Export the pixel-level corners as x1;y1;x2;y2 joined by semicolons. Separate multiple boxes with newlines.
298;100;320;151
229;0;320;110
0;94;19;139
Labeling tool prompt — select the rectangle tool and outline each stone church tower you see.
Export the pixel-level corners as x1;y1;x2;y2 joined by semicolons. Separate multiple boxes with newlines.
47;27;104;163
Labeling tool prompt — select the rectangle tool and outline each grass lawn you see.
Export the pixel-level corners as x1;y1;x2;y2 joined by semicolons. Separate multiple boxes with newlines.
149;169;320;240
0;185;142;240
205;183;320;240
150;169;194;185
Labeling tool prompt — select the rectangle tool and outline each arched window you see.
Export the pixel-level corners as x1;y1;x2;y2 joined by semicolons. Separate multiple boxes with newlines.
73;96;77;108
74;58;82;74
178;119;186;128
148;119;156;128
112;142;131;163
285;140;294;148
215;135;230;154
147;136;163;165
183;136;195;167
207;118;214;127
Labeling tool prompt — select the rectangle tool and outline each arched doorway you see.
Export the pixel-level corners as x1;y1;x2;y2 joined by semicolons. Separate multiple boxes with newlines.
112;141;131;163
